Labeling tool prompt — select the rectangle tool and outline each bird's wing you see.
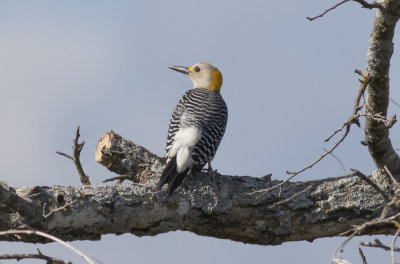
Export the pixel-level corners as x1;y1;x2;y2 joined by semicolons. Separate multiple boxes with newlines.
165;90;191;158
191;97;228;173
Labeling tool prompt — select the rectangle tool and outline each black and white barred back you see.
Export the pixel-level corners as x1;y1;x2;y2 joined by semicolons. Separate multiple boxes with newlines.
165;88;228;173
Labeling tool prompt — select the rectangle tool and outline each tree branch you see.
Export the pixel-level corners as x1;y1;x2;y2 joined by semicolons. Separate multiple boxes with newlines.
364;0;400;177
0;131;397;245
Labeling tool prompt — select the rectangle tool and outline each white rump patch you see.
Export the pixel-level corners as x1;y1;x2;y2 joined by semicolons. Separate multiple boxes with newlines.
169;127;202;173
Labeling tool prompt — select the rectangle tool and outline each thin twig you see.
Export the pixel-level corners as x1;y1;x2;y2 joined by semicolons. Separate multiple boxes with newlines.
384;165;400;189
351;71;369;122
361;238;400;252
243;70;367;196
56;126;91;185
330;257;352;264
288;126;351;176
0;248;72;264
326;70;368;142
390;97;400;108
307;0;383;21
391;228;400;264
334;204;400;262
355;69;364;76
103;174;131;183
268;184;314;207
55;151;74;160
353;0;383;9
358;247;368;264
325;113;363;142
253;125;352;195
43;200;77;218
0;229;95;264
332;232;357;263
387;115;397;129
351;169;389;202
307;0;350;21
248;172;354;196
331;167;400;264
284;71;367;186
324;148;346;173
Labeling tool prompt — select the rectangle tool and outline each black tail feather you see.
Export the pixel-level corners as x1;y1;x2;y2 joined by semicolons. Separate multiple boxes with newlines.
166;167;189;195
158;156;189;195
158;157;177;189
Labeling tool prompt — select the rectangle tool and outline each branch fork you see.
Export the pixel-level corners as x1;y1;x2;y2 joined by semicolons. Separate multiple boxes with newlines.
56;126;91;185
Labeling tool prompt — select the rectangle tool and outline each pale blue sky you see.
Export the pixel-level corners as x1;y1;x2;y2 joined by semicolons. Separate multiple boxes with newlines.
1;1;399;263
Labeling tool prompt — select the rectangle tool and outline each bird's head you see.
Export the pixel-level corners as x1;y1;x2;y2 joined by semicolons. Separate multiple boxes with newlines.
168;62;223;92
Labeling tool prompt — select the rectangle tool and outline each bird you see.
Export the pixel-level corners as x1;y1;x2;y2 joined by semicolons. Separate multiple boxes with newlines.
158;62;228;195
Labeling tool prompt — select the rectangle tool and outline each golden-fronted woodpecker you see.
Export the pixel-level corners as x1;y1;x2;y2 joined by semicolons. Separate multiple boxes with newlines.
158;62;228;195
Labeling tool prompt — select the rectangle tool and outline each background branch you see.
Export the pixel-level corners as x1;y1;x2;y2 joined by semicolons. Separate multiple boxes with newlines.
0;229;94;264
360;238;400;252
0;249;72;264
306;0;382;21
364;0;400;177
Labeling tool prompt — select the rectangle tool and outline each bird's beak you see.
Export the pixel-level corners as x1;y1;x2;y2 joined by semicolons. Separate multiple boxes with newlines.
168;65;190;75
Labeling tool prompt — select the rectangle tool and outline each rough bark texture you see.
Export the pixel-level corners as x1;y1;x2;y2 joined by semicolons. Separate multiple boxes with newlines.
1;1;400;247
0;131;396;245
364;0;400;176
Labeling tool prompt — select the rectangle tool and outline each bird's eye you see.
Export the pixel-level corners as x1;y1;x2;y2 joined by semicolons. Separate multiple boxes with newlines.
194;66;201;72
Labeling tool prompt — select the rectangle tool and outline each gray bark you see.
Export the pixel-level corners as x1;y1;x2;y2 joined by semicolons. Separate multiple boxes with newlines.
364;0;400;176
0;131;395;244
1;0;400;246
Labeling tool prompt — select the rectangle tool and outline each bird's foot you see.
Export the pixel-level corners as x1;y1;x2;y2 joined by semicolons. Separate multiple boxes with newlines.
202;162;218;174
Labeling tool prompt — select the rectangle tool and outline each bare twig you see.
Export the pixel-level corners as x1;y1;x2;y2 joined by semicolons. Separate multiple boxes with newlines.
391;228;400;264
56;126;91;185
351;169;389;202
330;234;356;264
387;115;397;129
351;71;369;122
43;200;77;218
279;70;369;192
103;174;132;183
330;164;400;263
332;213;400;263
330;258;352;264
250;123;352;196
253;70;367;196
358;247;368;264
307;0;350;21
268;184;315;207
0;229;95;264
353;0;383;9
286;126;351;177
333;184;400;264
360;238;400;252
384;165;400;189
307;0;383;21
325;112;392;138
355;69;364;76
0;248;72;264
390;97;400;108
55;152;74;160
324;148;347;173
325;113;363;142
